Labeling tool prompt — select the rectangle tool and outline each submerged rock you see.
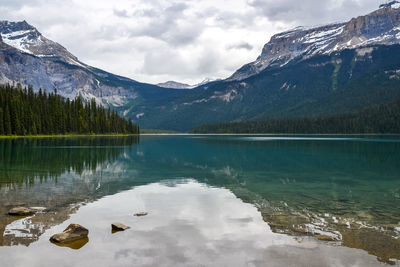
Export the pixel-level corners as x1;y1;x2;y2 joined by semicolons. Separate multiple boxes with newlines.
314;234;335;241
267;222;286;228
8;207;35;216
292;227;310;234
29;207;46;212
50;224;89;243
111;222;130;232
134;212;148;217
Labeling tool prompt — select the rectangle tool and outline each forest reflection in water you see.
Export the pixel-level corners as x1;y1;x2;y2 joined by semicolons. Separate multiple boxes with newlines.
0;136;139;246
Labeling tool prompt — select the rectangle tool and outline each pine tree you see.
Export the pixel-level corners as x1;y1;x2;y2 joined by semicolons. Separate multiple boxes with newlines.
0;108;4;135
4;105;11;135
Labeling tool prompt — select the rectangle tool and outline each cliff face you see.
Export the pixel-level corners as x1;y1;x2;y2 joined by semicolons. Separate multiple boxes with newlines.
342;7;400;37
229;7;400;81
336;7;400;48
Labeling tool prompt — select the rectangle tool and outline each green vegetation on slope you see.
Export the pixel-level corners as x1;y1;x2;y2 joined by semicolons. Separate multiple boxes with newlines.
0;84;139;136
128;45;400;131
191;100;400;134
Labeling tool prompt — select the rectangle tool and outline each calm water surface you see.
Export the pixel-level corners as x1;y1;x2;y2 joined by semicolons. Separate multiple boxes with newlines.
0;135;399;266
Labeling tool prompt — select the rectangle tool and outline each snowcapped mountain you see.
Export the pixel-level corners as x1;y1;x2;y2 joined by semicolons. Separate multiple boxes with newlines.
0;20;180;108
157;81;192;89
228;5;400;81
0;21;82;66
157;78;220;89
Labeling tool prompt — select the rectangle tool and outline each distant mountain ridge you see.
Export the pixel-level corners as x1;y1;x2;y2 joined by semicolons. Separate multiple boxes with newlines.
156;81;192;89
156;78;219;89
228;6;400;81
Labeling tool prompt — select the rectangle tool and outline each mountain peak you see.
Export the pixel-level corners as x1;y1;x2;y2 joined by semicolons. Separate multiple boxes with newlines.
157;78;219;89
157;81;192;89
379;1;400;9
0;20;41;54
0;20;84;67
0;20;37;34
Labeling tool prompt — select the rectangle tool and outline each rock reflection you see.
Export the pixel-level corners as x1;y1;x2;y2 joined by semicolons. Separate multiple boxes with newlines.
50;237;89;250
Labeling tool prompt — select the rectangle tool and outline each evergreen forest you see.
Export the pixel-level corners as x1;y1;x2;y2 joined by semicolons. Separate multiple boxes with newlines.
191;101;400;134
0;84;139;135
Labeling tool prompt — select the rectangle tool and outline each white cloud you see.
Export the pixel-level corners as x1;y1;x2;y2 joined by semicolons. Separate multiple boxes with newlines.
0;0;380;84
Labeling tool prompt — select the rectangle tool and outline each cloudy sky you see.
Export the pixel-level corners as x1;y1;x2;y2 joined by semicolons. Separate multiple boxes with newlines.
0;0;381;85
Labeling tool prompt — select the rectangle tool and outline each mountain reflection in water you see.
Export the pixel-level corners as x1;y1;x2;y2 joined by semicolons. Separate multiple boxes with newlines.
0;135;399;266
1;180;382;267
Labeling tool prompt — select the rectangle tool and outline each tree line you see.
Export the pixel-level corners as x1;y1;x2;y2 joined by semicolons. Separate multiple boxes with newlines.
191;100;400;134
0;84;139;135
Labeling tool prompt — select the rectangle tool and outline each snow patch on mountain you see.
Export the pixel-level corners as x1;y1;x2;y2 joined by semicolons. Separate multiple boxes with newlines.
1;29;39;54
0;21;87;69
123;106;133;116
135;113;144;119
356;47;375;56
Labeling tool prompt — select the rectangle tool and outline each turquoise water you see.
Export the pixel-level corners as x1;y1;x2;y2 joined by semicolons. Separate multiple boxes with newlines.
0;135;399;266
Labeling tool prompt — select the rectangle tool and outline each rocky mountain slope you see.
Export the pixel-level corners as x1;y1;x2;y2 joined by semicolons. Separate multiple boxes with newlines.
0;21;182;107
228;5;400;81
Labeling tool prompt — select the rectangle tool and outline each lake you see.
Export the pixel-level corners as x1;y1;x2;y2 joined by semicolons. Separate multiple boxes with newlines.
0;135;399;266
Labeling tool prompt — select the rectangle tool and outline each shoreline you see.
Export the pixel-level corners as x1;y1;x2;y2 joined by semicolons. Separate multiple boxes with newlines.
0;134;140;139
143;133;400;135
1;133;399;139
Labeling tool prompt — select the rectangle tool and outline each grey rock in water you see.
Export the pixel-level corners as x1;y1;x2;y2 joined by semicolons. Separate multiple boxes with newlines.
134;212;148;217
111;222;130;231
8;207;35;216
314;235;336;241
29;207;46;212
50;223;89;243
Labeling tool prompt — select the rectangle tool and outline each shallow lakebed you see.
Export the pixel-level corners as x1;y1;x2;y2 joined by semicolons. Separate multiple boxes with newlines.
0;135;399;266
